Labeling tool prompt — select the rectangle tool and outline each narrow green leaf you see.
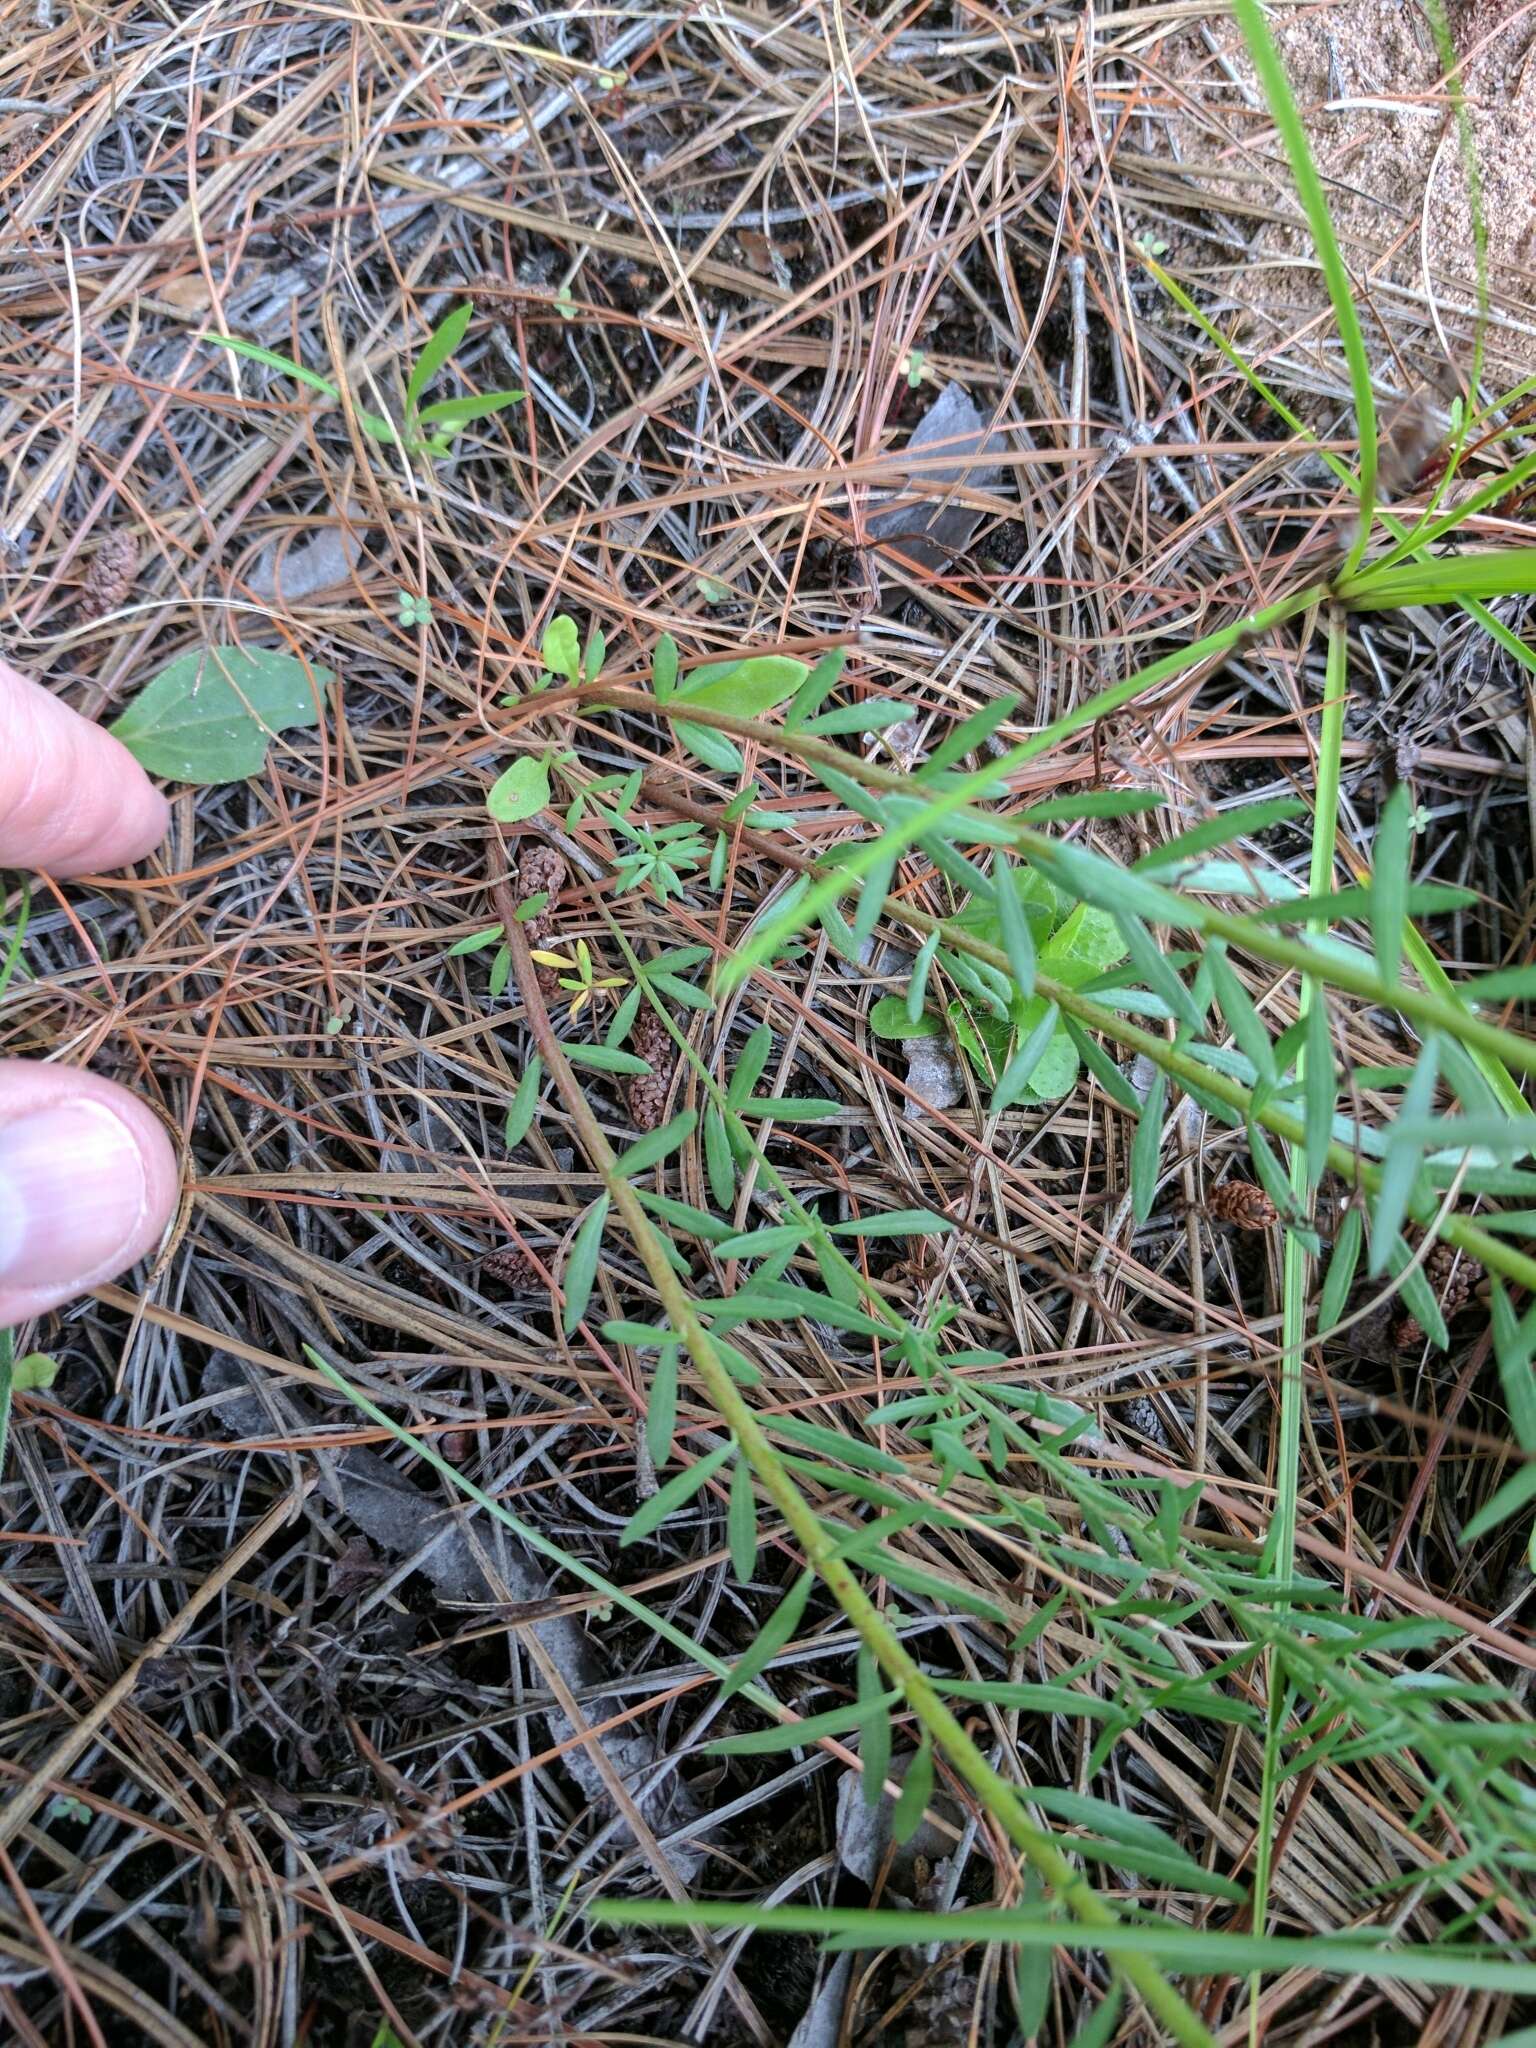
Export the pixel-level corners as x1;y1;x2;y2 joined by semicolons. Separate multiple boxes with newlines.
926;693;1018;774
783;647;847;730
652;632;679;701
995;858;1037;999
603;1321;672;1347
1372;782;1413;987
709;1692;899;1755
448;923;503;956
1460;962;1536;1002
721;1568;814;1698
1135;798;1306;874
645;1345;678;1467
209;334;342;402
1114;912;1202;1032
1303;994;1336;1194
562;1195;609;1334
857;1646;891;1803
611;1108;697;1180
1492;1280;1536;1450
727;1022;774;1108
705;1104;735;1208
621;1437;734;1546
405;301;472;417
851;846;897;951
766;1415;905;1474
728;1456;757;1580
891;1739;933;1846
1317;1202;1363;1333
1063;1019;1142;1112
831;1209;954;1239
1208;942;1276;1085
1018;789;1164;825
1065;1983;1124;2048
504;1059;543;1147
1031;837;1183;924
1131;1068;1166;1223
559;1041;652;1075
1369;1038;1439;1275
1230;0;1377;530
676;718;744;773
1462;1461;1536;1546
1245;1118;1295;1224
992;1002;1063;1112
907;929;941;1024
739;1096;840;1122
417;388;525;436
488;944;512;998
647;972;713;1012
715;1224;805;1260
637;1187;732;1242
801;700;912;735
607;983;643;1047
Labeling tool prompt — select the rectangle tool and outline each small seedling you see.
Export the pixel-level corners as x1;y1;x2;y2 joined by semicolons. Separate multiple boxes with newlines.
211;302;523;460
396;589;431;627
530;939;628;1018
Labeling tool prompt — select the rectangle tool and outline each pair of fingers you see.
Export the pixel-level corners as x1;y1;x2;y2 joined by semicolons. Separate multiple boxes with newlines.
0;662;179;1324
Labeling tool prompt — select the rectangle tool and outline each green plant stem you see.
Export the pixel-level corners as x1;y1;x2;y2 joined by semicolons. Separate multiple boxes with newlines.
1271;612;1348;1576
485;831;1218;2048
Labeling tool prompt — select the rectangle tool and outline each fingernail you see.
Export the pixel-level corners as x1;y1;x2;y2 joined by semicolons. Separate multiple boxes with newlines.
0;1104;149;1290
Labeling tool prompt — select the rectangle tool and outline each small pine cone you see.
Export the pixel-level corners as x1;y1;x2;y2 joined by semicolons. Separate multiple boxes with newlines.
1206;1180;1279;1231
482;1243;542;1291
1394;1241;1477;1348
516;843;565;949
901;1952;973;2047
78;532;139;622
625;1003;675;1132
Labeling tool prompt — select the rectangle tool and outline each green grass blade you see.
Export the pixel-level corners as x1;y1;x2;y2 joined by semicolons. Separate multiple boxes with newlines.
1232;0;1377;568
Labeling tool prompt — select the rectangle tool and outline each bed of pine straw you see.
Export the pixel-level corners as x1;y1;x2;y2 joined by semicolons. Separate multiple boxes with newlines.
3;3;1535;2044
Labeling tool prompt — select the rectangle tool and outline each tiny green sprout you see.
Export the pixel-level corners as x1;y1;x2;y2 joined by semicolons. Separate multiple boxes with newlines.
46;1794;92;1826
556;283;577;322
212;302;523;462
325;1014;344;1036
902;346;926;389
396;589;431;628
696;574;732;606
11;1352;58;1392
529;938;628;1018
1136;232;1169;258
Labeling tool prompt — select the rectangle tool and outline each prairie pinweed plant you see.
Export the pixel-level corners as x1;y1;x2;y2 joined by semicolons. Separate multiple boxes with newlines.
6;1;1536;2041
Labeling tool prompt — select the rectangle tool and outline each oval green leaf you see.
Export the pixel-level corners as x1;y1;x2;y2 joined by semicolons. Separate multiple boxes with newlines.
486;753;550;823
109;646;332;784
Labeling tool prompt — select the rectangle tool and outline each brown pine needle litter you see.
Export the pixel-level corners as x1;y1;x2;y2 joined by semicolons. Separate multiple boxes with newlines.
4;3;1536;2044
